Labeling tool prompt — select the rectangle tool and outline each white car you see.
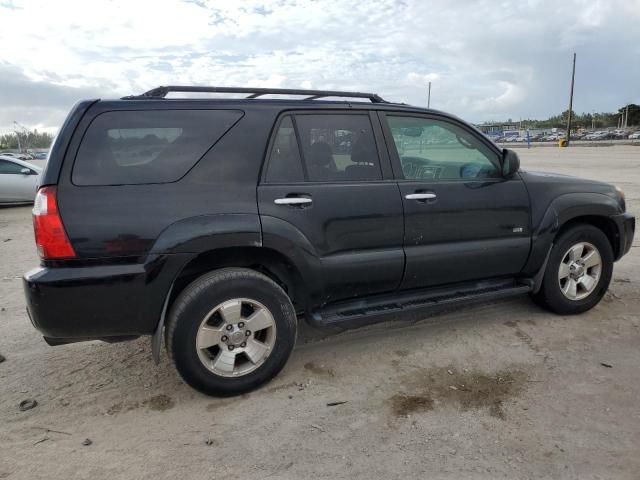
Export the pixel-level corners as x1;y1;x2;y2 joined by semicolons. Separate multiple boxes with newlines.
584;131;610;141
0;155;42;205
0;152;33;160
629;131;640;140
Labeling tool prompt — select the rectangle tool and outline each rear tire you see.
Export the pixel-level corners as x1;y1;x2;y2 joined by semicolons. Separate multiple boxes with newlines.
533;224;613;315
166;268;297;396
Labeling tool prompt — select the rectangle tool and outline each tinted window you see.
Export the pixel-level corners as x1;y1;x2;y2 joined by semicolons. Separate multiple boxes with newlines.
386;116;500;181
0;159;25;174
73;109;243;185
265;116;304;183
294;114;382;182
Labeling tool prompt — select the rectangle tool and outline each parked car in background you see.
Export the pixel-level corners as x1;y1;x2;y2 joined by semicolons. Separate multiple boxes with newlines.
584;131;611;141
543;133;564;142
628;131;640;140
612;129;629;139
0;152;34;161
0;155;42;205
34;152;48;160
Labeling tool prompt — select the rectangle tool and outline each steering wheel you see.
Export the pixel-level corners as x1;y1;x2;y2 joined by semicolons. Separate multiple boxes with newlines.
460;163;485;179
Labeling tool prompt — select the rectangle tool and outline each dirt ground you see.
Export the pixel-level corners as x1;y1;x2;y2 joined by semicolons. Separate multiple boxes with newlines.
1;145;639;480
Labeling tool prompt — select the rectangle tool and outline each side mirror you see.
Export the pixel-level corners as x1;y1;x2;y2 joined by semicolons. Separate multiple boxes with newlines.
20;168;33;175
502;149;520;177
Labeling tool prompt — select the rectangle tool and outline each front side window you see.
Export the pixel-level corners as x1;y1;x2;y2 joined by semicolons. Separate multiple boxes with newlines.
73;109;243;185
294;114;382;182
386;116;500;181
0;159;25;174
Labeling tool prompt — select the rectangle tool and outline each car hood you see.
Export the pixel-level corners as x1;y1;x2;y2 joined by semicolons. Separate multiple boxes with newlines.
520;169;623;206
521;169;615;189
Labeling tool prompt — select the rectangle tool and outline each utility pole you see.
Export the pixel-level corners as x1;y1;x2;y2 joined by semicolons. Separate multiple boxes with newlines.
625;104;629;128
13;121;22;152
13;120;32;152
566;53;576;145
427;81;431;109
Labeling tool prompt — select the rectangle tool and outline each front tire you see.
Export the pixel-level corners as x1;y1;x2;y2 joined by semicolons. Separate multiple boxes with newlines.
533;224;613;315
166;268;297;396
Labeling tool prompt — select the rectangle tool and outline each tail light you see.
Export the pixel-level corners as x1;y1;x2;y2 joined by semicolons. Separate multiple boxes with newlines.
32;186;76;259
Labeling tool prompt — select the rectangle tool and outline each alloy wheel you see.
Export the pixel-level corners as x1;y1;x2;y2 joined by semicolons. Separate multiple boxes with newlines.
195;298;277;377
558;241;602;301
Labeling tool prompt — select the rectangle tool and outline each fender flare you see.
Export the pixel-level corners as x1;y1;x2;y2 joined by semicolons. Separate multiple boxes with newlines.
148;214;262;363
149;213;263;254
524;192;622;277
148;213;321;362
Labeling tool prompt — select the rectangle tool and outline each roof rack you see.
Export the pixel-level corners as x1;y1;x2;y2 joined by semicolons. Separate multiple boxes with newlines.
122;86;388;103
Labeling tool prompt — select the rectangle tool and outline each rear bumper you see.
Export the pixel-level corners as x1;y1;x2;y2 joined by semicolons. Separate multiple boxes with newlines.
23;254;190;341
611;212;635;260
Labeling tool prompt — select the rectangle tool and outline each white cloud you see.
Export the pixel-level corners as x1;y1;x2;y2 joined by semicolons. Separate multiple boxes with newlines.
472;81;527;116
406;73;440;86
0;0;638;132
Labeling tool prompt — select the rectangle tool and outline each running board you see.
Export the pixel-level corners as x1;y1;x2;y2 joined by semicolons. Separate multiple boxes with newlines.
307;278;532;329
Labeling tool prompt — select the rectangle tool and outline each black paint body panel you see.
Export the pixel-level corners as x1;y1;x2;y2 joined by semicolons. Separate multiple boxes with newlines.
23;254;193;338
258;182;405;305
22;97;635;341
398;177;531;289
518;171;626;274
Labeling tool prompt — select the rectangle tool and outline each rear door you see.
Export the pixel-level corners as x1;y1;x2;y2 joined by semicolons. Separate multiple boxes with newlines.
258;111;404;305
380;112;531;290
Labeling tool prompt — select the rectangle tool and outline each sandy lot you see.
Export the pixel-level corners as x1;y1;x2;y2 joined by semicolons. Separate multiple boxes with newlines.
1;145;639;480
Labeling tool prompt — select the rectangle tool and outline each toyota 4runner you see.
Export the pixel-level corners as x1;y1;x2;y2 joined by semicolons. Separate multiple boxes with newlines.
23;86;635;396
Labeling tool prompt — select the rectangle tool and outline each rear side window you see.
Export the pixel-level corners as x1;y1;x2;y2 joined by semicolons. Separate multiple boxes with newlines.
73;109;243;185
265;116;304;183
295;114;382;182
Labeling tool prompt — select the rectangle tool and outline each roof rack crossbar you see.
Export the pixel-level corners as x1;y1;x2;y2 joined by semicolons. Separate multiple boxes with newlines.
122;86;387;103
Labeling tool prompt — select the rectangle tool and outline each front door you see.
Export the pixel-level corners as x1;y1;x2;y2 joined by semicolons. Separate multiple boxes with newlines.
258;111;404;305
380;112;531;290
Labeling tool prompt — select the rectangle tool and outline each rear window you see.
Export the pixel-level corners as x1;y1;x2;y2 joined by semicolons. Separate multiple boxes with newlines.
72;109;243;185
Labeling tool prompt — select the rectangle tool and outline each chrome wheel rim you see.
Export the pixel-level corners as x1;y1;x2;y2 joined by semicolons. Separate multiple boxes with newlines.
558;242;602;301
196;298;277;377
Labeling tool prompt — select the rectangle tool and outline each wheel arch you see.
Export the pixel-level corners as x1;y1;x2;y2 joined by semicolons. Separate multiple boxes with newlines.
524;192;622;276
555;215;620;259
168;246;308;314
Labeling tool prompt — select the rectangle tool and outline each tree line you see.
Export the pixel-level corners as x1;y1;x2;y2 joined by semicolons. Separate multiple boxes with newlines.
0;129;55;150
500;104;640;130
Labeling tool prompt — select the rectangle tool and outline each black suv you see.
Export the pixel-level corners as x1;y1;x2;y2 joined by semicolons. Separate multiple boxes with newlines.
23;86;635;396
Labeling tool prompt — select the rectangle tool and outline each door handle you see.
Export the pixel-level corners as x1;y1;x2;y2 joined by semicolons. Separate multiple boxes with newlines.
405;193;437;200
274;197;313;206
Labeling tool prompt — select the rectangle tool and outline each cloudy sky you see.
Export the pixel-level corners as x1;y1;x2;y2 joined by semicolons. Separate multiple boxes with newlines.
0;0;638;134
